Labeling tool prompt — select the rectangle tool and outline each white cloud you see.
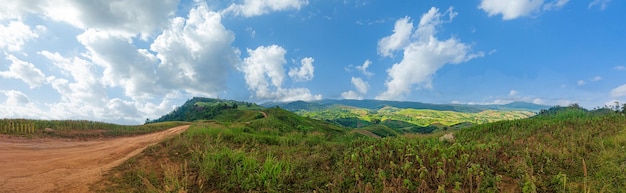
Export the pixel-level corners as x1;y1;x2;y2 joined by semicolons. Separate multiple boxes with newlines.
0;1;39;20
341;77;369;100
544;0;570;10
50;0;177;38
288;57;315;82
241;45;287;97
356;59;374;76
240;45;321;101
352;77;369;94
614;65;625;71
509;90;519;96
74;3;240;100
376;7;482;100
341;90;361;100
150;4;240;97
589;0;610;10
0;21;45;52
610;84;626;98
0;2;243;124
0;54;47;88
1;90;32;106
0;0;178;39
577;80;586;86
223;0;309;17
377;17;413;57
479;0;569;20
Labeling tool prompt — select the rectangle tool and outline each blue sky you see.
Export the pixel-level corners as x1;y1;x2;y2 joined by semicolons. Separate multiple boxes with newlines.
0;0;624;124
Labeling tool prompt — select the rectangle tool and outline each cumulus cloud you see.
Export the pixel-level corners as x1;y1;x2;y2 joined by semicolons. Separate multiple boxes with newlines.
74;3;240;100
0;0;178;39
1;90;32;106
288;57;315;82
40;53;176;123
345;59;374;77
0;21;45;52
0;90;50;119
376;7;482;100
223;0;309;17
0;54;47;88
613;65;625;71
150;4;240;97
356;59;374;76
577;80;586;86
509;90;519;96
610;84;626;98
0;2;244;124
479;0;569;20
352;77;369;94
240;45;321;101
49;0;177;38
0;1;39;20
341;77;369;100
589;0;610;10
341;90;361;100
377;17;413;57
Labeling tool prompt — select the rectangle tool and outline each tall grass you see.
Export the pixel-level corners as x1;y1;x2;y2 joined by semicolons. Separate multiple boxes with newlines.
0;119;188;137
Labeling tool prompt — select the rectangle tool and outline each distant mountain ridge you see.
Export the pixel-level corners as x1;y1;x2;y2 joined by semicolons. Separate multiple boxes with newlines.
262;99;550;113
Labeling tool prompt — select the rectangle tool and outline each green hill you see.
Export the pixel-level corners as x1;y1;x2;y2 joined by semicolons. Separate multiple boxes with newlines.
95;98;626;192
295;104;534;134
263;99;550;113
147;97;263;123
97;103;626;192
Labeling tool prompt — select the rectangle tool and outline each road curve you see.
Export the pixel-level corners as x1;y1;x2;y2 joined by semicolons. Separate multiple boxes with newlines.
0;125;189;193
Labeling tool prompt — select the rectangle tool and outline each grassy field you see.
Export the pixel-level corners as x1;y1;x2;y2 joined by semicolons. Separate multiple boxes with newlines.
0;119;188;138
96;106;626;192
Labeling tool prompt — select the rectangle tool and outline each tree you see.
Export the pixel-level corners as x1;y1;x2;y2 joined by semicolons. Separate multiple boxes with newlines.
371;118;381;124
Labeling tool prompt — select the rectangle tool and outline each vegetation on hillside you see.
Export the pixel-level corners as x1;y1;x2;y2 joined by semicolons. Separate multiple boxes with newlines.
147;97;262;123
298;105;534;134
97;103;626;192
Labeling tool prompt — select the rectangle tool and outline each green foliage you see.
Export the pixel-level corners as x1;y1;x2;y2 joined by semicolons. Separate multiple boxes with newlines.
99;104;626;193
148;97;262;123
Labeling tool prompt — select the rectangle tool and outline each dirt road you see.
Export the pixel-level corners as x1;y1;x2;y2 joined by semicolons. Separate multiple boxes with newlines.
0;125;189;193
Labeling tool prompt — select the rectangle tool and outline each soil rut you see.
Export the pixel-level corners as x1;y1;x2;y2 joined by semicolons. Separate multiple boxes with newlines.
0;125;189;193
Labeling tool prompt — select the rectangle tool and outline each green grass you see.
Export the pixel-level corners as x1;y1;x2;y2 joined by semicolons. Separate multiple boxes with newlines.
97;107;626;192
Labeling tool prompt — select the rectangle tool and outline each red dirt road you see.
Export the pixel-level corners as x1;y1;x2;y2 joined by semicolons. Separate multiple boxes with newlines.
0;125;189;193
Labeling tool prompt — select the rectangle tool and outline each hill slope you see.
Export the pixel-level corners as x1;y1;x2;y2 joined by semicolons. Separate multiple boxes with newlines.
97;106;626;192
147;97;263;123
263;99;549;112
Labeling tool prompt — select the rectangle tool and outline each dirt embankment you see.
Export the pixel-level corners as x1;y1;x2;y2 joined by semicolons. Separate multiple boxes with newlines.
0;125;189;193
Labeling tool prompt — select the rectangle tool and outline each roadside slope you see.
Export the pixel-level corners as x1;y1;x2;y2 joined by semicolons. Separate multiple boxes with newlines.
0;125;189;193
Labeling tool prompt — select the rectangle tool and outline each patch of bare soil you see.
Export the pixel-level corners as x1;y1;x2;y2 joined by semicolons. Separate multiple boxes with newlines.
0;125;189;193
